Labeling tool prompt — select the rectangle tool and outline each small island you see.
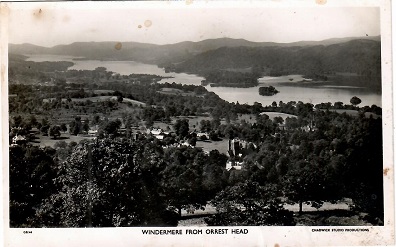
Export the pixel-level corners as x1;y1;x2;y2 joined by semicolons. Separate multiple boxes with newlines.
259;86;279;96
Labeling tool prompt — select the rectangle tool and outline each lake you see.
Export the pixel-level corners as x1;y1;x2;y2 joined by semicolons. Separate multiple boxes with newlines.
25;54;382;107
207;75;381;107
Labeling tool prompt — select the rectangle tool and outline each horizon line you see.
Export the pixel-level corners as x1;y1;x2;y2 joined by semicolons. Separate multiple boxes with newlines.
9;35;381;48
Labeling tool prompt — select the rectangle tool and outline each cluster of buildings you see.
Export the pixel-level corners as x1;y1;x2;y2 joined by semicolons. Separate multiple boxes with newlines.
226;138;248;171
10;121;251;172
11;134;27;146
146;128;170;140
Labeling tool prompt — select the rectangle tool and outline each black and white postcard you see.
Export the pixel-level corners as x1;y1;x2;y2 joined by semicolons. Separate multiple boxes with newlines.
1;0;394;246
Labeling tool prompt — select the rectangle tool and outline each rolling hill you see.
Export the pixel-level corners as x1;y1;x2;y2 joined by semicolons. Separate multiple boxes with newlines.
172;39;381;77
9;36;381;88
9;36;380;64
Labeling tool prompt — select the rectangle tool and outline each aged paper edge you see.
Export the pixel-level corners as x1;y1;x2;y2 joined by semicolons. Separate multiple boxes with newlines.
0;1;394;246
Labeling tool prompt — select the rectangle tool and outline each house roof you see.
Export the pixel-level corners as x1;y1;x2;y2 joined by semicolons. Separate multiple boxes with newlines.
13;135;26;142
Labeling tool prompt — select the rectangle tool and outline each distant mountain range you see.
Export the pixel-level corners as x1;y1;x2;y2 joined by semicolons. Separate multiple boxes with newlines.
9;36;381;87
9;35;380;62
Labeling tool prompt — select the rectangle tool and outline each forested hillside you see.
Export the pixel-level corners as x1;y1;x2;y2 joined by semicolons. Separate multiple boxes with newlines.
10;37;381;78
171;40;381;80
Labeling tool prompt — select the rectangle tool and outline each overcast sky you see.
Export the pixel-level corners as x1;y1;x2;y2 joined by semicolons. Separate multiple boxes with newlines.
6;1;381;47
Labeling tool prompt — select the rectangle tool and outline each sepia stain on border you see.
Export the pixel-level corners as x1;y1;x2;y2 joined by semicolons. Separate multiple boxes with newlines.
186;0;194;5
274;244;280;247
316;0;327;5
144;20;152;28
33;8;43;17
63;15;71;23
383;168;390;176
1;64;5;83
114;42;122;50
0;3;8;13
32;8;55;22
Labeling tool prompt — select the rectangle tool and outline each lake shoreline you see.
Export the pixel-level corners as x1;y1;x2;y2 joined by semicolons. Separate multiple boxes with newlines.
23;54;382;107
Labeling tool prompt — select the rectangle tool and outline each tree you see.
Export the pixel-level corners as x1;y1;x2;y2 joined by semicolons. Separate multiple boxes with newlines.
40;125;50;136
9;145;57;227
273;116;284;126
209;131;220;141
29;115;38;127
48;125;61;139
343;117;383;223
206;182;295;226
334;101;344;109
283;160;342;213
35;138;177;227
12;115;23;128
223;124;236;139
145;117;154;128
60;123;67;133
69;117;82;135
82;122;90;133
199;120;211;133
41;117;49;127
258;86;279;96
173;119;189;138
92;115;101;125
160;147;207;217
285;117;300;130
350;96;362;106
211;118;221;131
54;141;73;161
102;119;121;136
188;136;197;146
54;140;68;149
251;102;263;115
202;150;228;198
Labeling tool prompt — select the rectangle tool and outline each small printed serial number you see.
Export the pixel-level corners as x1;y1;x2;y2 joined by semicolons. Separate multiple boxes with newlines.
23;231;32;234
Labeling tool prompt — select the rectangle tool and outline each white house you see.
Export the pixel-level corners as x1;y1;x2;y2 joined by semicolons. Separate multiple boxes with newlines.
226;160;243;171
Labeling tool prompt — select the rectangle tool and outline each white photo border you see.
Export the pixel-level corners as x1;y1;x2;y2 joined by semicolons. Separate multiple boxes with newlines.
1;1;394;246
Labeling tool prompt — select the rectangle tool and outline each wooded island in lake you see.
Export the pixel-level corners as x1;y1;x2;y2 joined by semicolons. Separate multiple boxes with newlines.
259;86;279;96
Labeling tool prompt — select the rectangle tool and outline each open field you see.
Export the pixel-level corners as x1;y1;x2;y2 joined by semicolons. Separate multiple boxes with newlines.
152;115;213;131
284;199;351;212
196;139;229;154
177;217;207;227
31;101;144;126
28;126;230;154
121;98;147;106
157;88;197;97
260;112;297;120
43;96;146;106
92;90;114;94
30;133;95;148
181;204;216;217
